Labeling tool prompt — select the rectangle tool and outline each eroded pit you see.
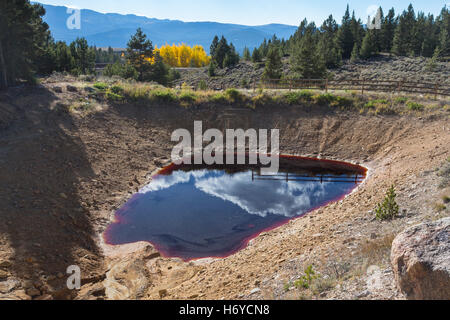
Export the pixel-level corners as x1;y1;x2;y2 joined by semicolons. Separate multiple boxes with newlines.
104;155;367;261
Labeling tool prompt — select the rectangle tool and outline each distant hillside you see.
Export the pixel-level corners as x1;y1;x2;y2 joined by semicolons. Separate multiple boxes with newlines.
36;3;297;53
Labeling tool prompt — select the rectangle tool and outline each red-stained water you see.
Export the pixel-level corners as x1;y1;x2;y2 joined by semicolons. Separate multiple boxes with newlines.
104;155;367;261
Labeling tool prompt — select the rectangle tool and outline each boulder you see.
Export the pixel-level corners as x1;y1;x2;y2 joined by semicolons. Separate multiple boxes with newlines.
66;85;78;92
391;217;450;300
53;86;63;93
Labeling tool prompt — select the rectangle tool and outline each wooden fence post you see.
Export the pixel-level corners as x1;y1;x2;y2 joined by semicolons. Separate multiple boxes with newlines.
325;78;328;93
434;82;439;100
361;80;365;95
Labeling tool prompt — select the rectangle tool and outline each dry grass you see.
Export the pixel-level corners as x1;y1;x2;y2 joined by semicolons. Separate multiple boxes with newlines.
352;234;396;277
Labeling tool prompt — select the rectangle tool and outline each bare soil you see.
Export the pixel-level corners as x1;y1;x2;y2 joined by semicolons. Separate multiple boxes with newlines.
0;81;449;300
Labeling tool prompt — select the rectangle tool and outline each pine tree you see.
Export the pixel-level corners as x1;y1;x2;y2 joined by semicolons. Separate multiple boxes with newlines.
263;47;283;79
381;8;397;52
210;35;219;57
223;43;239;67
337;5;355;59
375;185;399;221
392;4;417;56
70;38;95;75
0;1;51;88
243;47;251;61
251;48;262;62
126;28;154;81
208;62;216;77
412;12;427;56
150;51;169;85
360;30;377;60
291;25;326;79
318;15;342;68
350;43;360;62
436;7;450;57
350;11;365;49
213;36;229;68
371;7;384;52
421;14;438;57
54;41;74;72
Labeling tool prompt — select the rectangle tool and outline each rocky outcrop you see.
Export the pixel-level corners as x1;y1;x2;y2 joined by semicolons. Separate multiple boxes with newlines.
391;218;450;300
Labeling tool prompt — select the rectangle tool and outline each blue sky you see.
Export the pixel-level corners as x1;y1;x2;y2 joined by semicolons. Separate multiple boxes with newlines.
37;0;449;26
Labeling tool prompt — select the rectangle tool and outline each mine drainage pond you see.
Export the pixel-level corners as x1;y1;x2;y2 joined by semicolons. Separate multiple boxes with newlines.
104;155;367;261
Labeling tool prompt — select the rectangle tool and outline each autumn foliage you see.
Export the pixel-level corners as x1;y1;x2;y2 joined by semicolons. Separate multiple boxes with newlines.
155;44;211;67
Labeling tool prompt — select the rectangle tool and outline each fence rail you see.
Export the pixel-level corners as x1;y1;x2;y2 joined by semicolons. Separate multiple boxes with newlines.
259;78;450;98
251;170;365;184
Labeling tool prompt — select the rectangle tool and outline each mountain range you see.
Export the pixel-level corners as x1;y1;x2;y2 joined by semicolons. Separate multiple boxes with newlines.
35;2;298;53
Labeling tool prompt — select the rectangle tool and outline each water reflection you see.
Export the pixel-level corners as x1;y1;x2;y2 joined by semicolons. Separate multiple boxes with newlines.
105;158;366;261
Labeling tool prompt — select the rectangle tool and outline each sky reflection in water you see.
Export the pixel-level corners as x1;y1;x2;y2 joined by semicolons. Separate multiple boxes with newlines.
105;162;364;261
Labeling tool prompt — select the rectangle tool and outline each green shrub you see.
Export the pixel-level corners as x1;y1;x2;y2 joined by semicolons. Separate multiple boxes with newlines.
224;88;243;103
395;97;408;105
375;185;400;221
197;80;208;91
168;69;181;82
110;85;124;95
93;82;109;91
406;101;424;111
364;99;389;109
149;89;178;103
283;90;313;105
375;104;395;115
313;93;337;105
210;93;227;104
332;96;354;108
179;91;197;104
105;91;124;101
123;86;150;101
240;78;249;88
443;196;450;204
252;93;276;107
294;265;318;290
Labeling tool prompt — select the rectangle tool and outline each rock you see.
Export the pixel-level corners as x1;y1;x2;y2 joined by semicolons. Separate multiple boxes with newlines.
159;289;168;298
26;287;41;297
66;85;78;92
76;283;105;300
35;294;53;300
250;288;261;295
0;261;12;268
0;270;9;280
53;86;63;93
391;217;450;300
356;290;371;298
0;289;32;300
0;279;20;294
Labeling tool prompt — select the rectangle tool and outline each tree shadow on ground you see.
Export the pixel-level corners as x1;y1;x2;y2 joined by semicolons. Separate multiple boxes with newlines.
0;85;102;299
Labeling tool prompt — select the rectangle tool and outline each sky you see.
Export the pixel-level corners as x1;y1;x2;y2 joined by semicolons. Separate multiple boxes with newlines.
37;0;449;26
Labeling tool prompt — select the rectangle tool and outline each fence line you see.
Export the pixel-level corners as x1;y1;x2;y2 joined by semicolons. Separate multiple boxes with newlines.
258;78;450;98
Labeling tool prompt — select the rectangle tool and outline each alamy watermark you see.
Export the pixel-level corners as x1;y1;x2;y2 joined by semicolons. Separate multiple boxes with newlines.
66;7;81;30
171;121;280;174
367;5;382;30
66;265;81;290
